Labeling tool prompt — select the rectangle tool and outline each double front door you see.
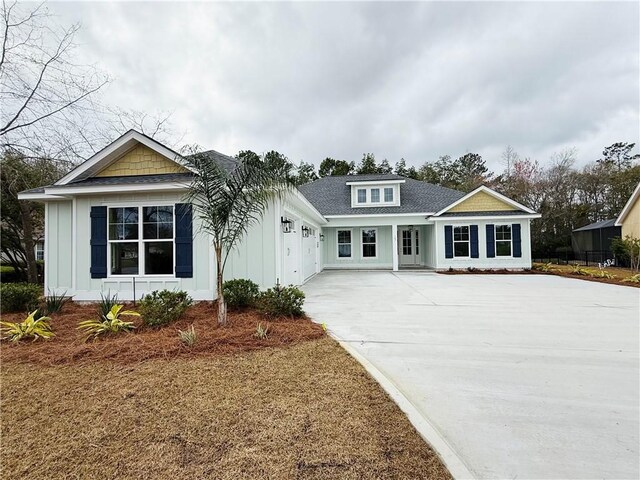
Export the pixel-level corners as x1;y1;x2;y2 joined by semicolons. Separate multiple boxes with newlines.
399;227;420;266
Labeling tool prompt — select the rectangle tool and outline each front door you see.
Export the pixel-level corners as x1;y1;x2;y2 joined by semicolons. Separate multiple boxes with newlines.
399;228;420;266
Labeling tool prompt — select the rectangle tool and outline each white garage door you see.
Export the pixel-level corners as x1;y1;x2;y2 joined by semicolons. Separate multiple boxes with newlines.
283;229;300;286
302;229;317;281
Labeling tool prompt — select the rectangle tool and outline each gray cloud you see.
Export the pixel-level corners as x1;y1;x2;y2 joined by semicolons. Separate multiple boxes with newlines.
50;1;639;171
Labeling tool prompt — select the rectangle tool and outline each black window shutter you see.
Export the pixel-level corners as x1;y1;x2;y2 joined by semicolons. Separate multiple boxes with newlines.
90;206;108;278
512;223;522;258
470;225;479;258
175;203;193;278
444;225;453;259
486;224;495;258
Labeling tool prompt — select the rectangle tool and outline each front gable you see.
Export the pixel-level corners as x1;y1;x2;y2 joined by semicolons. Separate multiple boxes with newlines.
435;185;536;216
95;144;188;178
448;190;518;213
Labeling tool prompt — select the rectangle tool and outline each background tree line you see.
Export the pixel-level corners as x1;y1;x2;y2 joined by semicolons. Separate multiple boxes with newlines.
269;142;640;258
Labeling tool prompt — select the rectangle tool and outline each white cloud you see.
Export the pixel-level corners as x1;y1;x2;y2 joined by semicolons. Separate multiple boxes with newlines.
49;1;639;171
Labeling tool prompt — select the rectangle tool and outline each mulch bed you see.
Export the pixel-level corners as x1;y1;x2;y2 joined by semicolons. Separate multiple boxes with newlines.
0;302;325;365
438;267;640;288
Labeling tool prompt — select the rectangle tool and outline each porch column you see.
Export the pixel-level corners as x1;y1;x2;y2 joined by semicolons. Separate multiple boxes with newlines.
392;224;399;271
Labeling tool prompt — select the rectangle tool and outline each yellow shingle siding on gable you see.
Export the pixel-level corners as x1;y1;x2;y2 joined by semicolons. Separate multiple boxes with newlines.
449;191;518;213
95;145;187;177
621;197;640;238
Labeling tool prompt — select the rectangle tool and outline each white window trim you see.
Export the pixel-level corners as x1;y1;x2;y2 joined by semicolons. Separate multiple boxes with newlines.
352;185;400;207
495;224;514;258
106;204;176;278
360;227;378;260
336;228;353;260
452;225;471;259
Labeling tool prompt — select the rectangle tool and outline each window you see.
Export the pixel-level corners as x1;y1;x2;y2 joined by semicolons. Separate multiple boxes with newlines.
108;205;174;276
35;241;44;262
351;185;398;206
337;230;352;258
495;225;512;257
361;228;377;258
402;230;412;255
453;226;470;257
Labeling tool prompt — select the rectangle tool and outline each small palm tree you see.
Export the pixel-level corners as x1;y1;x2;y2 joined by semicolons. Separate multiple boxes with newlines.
184;150;293;325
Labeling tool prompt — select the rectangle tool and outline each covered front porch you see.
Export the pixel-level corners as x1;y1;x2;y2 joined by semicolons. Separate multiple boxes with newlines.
320;218;436;271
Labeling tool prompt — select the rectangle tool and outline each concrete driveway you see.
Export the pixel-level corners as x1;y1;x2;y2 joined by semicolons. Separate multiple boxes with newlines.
302;271;639;479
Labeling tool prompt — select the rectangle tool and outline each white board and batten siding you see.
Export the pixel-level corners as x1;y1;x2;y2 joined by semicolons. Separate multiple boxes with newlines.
45;193;322;301
433;218;533;269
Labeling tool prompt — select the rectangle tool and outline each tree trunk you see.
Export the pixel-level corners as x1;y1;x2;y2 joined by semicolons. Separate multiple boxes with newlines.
20;202;39;284
215;245;227;325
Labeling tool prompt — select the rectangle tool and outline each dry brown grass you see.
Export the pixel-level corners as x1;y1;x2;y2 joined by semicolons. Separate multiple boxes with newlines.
1;338;452;480
0;302;325;365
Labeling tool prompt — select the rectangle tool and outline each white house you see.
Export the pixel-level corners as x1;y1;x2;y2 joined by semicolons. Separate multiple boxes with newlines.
19;130;541;300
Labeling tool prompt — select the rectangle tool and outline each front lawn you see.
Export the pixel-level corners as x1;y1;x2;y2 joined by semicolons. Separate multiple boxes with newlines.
2;338;451;479
1;302;452;479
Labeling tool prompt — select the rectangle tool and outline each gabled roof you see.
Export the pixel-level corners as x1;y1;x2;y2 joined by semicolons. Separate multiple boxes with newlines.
433;185;537;216
616;182;640;226
298;174;465;216
54;130;192;185
573;219;618;232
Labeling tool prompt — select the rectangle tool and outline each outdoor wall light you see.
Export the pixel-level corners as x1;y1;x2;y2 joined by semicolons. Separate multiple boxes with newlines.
301;226;310;237
280;216;293;233
319;234;325;241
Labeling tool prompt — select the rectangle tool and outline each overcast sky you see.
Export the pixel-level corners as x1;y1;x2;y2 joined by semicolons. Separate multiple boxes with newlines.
49;1;639;171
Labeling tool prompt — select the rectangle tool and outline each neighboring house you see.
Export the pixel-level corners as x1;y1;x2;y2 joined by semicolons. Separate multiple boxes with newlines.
615;182;640;238
571;219;621;264
19;130;540;300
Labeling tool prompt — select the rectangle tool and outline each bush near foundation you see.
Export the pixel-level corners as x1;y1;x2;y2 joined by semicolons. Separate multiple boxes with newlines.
0;283;42;314
139;290;192;327
258;284;305;318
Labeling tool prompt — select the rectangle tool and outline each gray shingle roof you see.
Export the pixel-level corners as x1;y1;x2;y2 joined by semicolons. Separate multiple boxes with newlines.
191;150;238;173
298;174;466;215
573;218;618;232
59;172;194;187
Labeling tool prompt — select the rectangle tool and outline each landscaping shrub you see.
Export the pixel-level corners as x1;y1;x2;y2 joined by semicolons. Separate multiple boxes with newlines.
0;265;19;283
178;325;197;346
254;323;269;339
258;284;305;318
77;304;139;340
0;283;42;313
42;290;69;315
223;279;260;308
1;310;54;342
623;273;640;283
98;291;119;320
139;289;192;327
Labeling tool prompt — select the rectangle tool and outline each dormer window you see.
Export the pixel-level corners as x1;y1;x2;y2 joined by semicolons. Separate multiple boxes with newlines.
349;179;404;207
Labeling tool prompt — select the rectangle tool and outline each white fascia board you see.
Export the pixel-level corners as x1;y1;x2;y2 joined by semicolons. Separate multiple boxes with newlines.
55;130;192;185
434;185;536;216
45;182;189;196
17;192;68;201
345;180;406;186
325;212;435;219
615;181;640;226
432;213;541;221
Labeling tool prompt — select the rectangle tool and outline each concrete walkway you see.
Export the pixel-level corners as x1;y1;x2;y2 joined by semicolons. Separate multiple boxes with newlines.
302;271;640;479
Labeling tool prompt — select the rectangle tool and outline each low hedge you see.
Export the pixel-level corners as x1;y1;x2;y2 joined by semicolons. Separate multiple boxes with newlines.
0;283;42;313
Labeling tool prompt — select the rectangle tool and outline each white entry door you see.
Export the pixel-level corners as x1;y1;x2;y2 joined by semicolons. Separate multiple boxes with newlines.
302;229;317;281
283;228;300;285
399;228;420;266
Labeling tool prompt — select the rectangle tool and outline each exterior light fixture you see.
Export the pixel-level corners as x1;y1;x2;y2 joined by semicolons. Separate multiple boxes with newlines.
319;234;325;241
280;216;293;233
301;226;310;238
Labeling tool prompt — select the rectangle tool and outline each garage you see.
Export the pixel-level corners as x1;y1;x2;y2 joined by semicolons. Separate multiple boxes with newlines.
281;216;319;286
